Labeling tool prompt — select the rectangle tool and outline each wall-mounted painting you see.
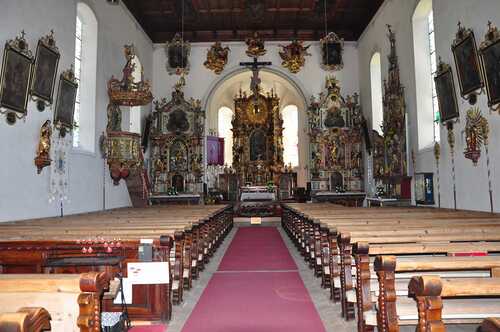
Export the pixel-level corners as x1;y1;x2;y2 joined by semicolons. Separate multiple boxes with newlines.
434;59;460;122
165;33;190;75
0;31;34;122
479;22;500;111
451;23;483;104
31;31;60;110
54;68;78;134
320;32;344;71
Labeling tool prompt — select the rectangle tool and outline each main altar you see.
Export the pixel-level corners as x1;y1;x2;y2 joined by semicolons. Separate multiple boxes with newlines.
232;87;284;186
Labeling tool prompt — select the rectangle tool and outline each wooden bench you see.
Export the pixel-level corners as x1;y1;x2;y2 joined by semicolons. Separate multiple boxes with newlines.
0;307;51;332
482;318;500;332
408;276;500;331
0;272;109;332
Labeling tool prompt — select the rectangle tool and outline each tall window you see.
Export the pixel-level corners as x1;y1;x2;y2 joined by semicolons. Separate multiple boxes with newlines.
129;56;142;134
370;52;383;134
282;105;299;167
73;3;97;152
218;107;233;166
413;0;440;149
428;11;440;142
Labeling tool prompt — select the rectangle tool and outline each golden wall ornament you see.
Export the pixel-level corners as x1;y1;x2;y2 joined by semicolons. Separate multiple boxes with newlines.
34;120;52;174
245;32;267;58
479;21;500;113
464;107;489;166
204;41;230;75
108;44;153;107
165;33;191;75
278;40;311;74
320;32;344;71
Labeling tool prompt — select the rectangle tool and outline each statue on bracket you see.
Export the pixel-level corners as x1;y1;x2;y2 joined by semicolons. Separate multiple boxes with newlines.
245;32;267;58
320;32;344;71
204;41;230;75
165;33;191;75
34;120;52;174
464;107;489;166
279;40;311;74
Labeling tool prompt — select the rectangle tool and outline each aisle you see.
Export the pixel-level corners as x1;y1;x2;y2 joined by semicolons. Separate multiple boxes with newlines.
180;227;327;332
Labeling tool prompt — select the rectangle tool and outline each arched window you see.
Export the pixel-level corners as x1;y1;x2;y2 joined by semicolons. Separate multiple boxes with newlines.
413;0;440;149
73;2;98;152
370;52;383;134
282;105;299;167
129;56;142;134
218;107;233;166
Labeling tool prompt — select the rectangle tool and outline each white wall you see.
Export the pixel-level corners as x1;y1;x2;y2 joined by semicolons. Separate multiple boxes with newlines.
358;0;500;212
152;41;360;187
0;0;153;222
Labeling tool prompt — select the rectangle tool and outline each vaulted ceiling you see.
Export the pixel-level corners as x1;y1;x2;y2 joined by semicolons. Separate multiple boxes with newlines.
122;0;384;43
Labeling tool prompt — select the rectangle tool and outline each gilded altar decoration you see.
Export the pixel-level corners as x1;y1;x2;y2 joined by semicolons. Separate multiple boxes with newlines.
479;22;500;113
307;76;365;192
464;107;489;166
204;41;230;75
0;30;34;124
452;22;484;105
34;120;52;174
165;33;191;75
149;77;205;194
108;44;153;106
31;30;60;111
245;32;267;58
232;84;283;186
279;40;311;74
320;32;344;71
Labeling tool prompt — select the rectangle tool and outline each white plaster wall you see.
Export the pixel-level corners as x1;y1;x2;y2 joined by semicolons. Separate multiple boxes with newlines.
0;0;154;222
358;0;500;212
152;41;360;187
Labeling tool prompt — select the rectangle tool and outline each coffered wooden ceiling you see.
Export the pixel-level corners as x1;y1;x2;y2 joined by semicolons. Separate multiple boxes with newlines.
122;0;384;43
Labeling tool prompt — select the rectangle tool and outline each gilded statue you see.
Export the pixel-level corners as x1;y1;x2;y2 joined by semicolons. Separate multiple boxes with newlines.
204;41;230;75
34;120;52;174
245;32;266;58
464;107;489;165
279;40;311;74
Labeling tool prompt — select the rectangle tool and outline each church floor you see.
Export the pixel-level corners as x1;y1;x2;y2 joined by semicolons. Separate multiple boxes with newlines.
166;226;351;332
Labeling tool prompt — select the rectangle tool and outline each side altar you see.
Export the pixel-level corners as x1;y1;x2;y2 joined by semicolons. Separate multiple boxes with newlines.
307;76;367;205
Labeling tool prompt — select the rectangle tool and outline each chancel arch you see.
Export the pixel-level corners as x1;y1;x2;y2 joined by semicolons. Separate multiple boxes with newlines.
205;67;308;187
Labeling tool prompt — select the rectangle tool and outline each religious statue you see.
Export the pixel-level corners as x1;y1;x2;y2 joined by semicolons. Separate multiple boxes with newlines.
279;40;311;74
34;120;52;174
464;107;489;165
204;41;230;75
245;32;267;58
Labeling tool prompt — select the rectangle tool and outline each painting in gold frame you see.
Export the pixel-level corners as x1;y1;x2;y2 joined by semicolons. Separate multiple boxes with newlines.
31;31;60;108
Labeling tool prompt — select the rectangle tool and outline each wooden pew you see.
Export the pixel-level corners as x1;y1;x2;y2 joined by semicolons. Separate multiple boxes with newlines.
0;205;234;322
372;255;500;332
0;307;51;332
408;276;500;331
0;272;109;332
482;318;500;332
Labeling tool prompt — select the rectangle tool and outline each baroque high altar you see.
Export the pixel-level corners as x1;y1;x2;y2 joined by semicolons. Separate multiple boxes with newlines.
232;86;284;186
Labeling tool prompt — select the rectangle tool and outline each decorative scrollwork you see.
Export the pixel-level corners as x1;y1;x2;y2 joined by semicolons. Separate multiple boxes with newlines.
245;32;266;58
204;41;230;75
279;40;311;74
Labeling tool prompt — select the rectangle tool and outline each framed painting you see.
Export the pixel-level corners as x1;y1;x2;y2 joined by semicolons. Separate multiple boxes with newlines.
434;61;460;122
31;31;60;108
54;69;78;131
320;32;344;71
451;24;483;101
0;32;34;119
165;33;190;75
479;22;500;109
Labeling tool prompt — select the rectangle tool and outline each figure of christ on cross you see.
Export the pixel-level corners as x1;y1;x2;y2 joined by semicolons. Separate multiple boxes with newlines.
239;57;272;97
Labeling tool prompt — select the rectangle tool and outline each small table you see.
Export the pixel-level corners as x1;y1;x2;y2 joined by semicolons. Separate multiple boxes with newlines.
366;197;411;207
313;192;366;207
149;194;201;205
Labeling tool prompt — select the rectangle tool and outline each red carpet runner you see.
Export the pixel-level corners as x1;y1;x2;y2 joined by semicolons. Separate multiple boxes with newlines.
181;227;326;332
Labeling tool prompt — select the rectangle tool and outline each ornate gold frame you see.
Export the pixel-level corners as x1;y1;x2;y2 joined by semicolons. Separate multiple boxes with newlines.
320;32;344;71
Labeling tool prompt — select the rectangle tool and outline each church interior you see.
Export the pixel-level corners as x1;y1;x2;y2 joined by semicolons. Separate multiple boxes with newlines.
1;0;500;331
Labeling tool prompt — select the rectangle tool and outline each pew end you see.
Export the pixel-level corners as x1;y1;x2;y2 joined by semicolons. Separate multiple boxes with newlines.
0;307;51;332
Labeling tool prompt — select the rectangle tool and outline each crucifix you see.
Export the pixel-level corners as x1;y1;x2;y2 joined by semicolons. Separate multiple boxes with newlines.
239;57;272;113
